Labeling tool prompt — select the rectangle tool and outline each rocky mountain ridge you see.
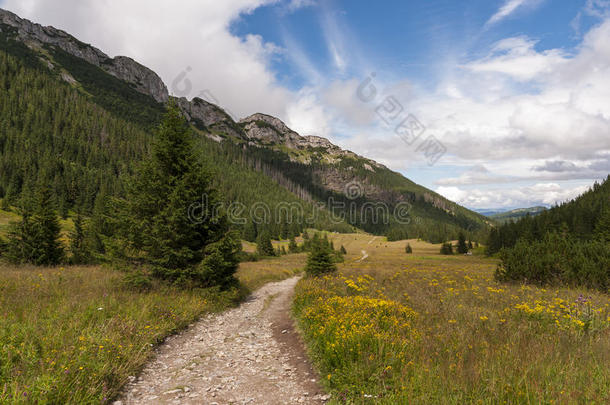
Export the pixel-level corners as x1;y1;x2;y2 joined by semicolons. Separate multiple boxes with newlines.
0;7;490;237
0;7;384;172
238;113;384;169
0;8;168;103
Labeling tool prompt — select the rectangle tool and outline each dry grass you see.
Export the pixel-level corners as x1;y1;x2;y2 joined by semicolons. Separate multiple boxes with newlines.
0;252;305;404
293;233;610;404
237;252;306;291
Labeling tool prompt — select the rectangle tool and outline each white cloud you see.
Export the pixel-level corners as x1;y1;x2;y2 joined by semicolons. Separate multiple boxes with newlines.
1;0;294;120
285;87;332;138
284;0;316;13
465;36;568;81
436;183;590;209
410;19;610;175
485;0;541;27
436;165;515;186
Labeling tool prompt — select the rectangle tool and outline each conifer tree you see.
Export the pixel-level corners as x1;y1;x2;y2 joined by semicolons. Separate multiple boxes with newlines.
457;232;468;254
70;214;91;264
594;208;610;242
340;245;347;255
114;105;233;285
440;242;453;255
305;236;337;276
280;217;290;240
243;220;258;242
256;231;275;256
405;243;412;254
7;185;64;265
195;231;242;288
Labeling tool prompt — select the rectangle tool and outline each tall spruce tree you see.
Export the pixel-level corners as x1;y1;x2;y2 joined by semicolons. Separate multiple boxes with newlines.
256;231;275;256
70;214;91;264
6;185;64;265
114;105;232;285
594;208;610;242
457;232;468;254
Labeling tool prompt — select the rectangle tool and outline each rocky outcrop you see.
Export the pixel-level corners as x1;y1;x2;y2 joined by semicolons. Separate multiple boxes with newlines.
0;8;168;103
174;96;232;127
105;56;169;103
239;113;385;169
173;96;246;140
239;113;304;148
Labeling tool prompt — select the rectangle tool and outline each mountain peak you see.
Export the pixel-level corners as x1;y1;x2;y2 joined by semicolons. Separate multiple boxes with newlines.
0;7;168;103
239;112;385;168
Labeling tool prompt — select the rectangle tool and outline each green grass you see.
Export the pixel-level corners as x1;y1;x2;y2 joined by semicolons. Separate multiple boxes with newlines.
293;233;610;404
0;252;305;404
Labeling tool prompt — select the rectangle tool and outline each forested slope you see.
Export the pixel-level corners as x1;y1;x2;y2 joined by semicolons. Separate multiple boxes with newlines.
0;9;490;242
489;176;610;291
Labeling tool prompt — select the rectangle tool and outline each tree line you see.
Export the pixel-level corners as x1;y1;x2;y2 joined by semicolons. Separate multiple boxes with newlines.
488;176;610;291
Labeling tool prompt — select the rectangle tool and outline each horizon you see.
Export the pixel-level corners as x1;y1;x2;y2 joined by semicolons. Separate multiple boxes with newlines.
2;0;608;211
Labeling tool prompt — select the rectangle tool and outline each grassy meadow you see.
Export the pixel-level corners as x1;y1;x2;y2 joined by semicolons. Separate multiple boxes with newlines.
293;233;610;404
0;253;306;404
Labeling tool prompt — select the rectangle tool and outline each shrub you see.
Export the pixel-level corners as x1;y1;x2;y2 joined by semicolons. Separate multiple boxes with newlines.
122;268;154;291
440;242;453;255
305;236;337;276
496;232;610;291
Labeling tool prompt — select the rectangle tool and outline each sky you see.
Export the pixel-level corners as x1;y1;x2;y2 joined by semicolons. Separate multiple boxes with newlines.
2;0;609;210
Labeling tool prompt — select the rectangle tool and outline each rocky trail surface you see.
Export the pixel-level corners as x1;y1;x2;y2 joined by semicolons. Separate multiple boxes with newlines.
118;277;329;405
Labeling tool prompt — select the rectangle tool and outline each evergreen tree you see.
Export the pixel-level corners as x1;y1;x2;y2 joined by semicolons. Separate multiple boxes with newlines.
243;220;258;242
256;231;275;256
195;231;241;288
457;232;468;254
280;217;290;240
340;245;347;255
6;185;64;265
114;105;233;285
594;208;610;242
69;214;91;264
305;236;337;276
440;242;453;255
405;243;412;254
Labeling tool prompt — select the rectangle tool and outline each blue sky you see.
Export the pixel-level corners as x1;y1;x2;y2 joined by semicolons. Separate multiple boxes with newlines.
233;0;589;91
3;0;610;210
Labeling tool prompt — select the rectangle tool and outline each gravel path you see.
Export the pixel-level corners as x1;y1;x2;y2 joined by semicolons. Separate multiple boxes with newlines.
118;276;329;405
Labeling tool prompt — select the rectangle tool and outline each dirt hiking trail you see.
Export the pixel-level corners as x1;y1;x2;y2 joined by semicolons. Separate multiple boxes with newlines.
118;276;329;404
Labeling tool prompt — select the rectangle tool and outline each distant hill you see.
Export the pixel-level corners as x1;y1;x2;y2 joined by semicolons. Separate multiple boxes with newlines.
488;206;547;223
487;177;610;255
